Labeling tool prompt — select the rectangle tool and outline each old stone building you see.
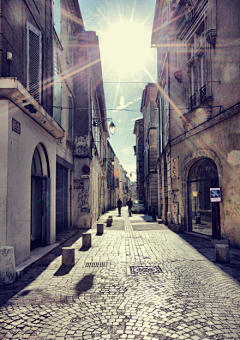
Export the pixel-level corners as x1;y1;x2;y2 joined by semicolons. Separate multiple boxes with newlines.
0;0;121;284
152;0;240;246
140;84;158;214
133;119;144;201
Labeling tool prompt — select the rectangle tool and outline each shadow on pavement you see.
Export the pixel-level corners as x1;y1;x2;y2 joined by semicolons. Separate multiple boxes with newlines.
79;246;91;252
54;265;73;276
0;230;84;307
180;232;240;285
75;274;94;295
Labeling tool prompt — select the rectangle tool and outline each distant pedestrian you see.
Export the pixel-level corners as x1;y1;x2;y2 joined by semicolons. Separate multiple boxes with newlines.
127;198;133;216
117;198;122;215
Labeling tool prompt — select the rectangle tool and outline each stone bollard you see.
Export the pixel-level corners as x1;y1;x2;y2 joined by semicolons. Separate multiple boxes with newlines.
97;223;104;235
62;247;75;266
215;244;230;263
82;233;91;248
0;246;16;285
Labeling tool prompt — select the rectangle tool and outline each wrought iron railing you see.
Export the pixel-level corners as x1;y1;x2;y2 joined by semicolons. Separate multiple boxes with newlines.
190;94;196;109
200;84;207;103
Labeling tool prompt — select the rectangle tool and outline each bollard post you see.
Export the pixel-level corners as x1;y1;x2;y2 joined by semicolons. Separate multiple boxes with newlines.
97;223;104;235
215;244;230;263
62;247;75;266
82;233;91;248
107;218;112;227
0;247;16;285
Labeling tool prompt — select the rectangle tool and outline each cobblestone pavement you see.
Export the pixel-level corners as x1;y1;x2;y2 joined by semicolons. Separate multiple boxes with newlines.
1;208;240;340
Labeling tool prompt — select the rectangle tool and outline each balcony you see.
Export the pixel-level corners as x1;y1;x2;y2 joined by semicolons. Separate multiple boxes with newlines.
190;94;196;109
200;85;207;103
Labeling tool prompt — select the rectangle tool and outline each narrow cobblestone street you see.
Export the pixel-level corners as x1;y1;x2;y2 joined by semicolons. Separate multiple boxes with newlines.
1;208;240;340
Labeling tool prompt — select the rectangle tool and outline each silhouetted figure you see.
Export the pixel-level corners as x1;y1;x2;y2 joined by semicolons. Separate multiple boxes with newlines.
117;198;122;215
127;198;133;216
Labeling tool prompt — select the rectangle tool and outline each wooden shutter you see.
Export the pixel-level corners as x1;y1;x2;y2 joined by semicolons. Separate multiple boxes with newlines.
27;22;42;103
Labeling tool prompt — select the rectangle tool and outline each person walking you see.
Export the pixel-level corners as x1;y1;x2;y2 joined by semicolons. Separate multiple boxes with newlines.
127;198;133;216
117;198;122;215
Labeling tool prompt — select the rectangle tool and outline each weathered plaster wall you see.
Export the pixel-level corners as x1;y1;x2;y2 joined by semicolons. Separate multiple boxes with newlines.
6;101;56;265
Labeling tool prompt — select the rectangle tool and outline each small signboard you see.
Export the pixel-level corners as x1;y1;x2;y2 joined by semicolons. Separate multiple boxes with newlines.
12;118;21;134
81;175;90;179
171;158;178;178
172;202;179;224
210;187;222;203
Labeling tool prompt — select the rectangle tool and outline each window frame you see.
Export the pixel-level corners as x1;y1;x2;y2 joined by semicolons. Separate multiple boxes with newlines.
26;21;42;103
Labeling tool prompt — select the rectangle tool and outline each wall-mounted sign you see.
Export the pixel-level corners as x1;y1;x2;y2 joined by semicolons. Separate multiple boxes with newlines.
171;157;178;178
172;202;179;225
210;187;222;203
12;118;21;134
82;165;90;175
81;175;90;179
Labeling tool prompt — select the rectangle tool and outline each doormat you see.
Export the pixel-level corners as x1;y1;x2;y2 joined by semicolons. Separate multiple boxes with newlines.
130;266;162;274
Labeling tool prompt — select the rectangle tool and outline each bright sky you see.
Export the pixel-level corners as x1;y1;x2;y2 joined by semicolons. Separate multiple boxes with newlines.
79;0;157;181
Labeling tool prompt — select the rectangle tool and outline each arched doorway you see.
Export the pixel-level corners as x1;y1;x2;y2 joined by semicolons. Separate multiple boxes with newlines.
187;158;220;238
31;144;50;250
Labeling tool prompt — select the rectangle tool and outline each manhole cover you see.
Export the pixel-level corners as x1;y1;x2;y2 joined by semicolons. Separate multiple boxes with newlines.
130;266;162;274
85;262;107;267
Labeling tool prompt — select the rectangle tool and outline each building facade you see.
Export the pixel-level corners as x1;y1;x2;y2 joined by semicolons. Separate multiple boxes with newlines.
133;119;144;201
73;30;110;228
140;84;158;214
152;0;240;245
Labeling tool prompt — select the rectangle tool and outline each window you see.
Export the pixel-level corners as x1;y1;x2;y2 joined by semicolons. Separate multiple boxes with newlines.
68;97;73;143
27;22;42;103
187;18;207;109
53;51;62;125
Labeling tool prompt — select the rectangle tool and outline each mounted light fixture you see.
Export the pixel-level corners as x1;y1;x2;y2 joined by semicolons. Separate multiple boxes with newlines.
103;158;115;166
92;117;116;135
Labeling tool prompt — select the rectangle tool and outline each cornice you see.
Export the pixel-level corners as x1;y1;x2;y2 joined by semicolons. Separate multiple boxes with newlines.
171;102;240;146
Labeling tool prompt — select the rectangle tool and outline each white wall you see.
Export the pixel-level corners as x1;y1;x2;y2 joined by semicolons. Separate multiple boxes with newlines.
5;101;56;265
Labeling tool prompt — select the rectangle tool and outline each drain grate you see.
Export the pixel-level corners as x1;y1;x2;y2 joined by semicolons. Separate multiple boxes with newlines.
85;262;107;267
130;266;162;274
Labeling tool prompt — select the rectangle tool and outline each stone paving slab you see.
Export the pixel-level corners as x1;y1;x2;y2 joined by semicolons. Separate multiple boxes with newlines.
1;207;240;339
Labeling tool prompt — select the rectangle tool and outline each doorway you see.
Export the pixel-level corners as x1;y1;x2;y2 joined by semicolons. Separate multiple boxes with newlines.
31;144;50;250
187;158;220;238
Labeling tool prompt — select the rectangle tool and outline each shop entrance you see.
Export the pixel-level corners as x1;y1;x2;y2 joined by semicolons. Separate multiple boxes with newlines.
187;158;220;237
31;144;50;250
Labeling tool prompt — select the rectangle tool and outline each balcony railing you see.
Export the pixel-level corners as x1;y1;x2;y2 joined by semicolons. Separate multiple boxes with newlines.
200;84;207;103
190;94;196;109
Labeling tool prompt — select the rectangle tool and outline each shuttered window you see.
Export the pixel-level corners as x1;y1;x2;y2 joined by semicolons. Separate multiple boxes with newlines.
53;51;62;125
27;22;42;103
68;96;73;143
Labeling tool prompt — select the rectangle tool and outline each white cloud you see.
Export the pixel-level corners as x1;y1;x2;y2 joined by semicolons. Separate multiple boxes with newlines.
112;100;134;114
